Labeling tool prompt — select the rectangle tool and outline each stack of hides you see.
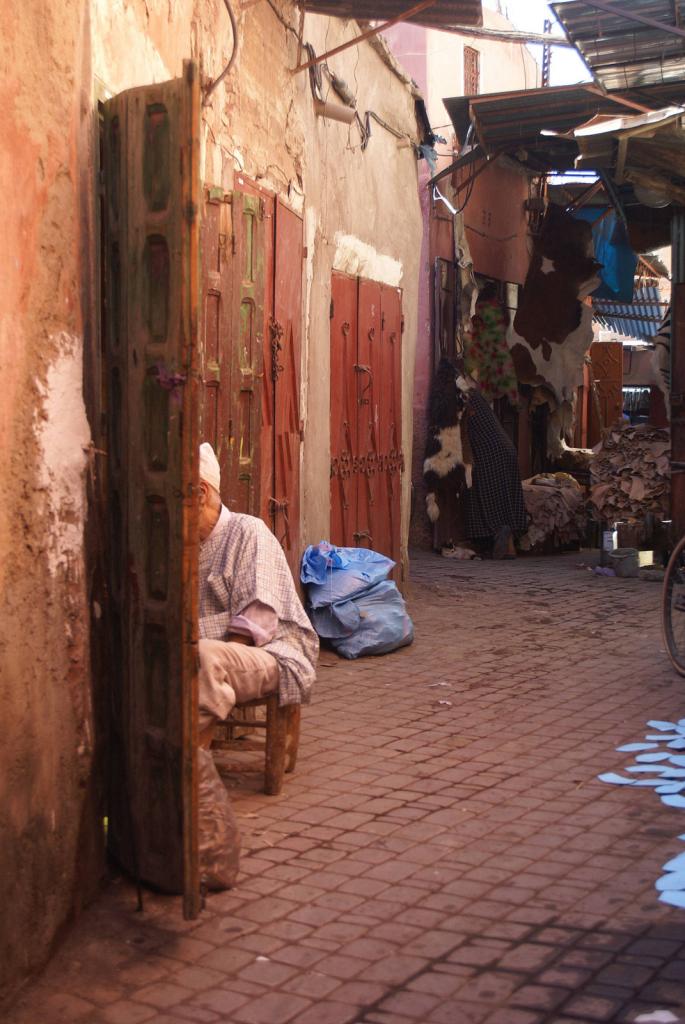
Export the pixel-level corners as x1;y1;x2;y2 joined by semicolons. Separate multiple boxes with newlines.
590;425;670;520
520;473;587;552
301;543;414;659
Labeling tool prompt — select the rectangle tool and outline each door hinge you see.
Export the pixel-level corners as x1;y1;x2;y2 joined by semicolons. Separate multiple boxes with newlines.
185;200;197;224
401;315;405;334
330;298;335;320
231;234;237;255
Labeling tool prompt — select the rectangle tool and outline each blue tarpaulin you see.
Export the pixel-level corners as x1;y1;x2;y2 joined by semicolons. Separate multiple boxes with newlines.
573;207;637;303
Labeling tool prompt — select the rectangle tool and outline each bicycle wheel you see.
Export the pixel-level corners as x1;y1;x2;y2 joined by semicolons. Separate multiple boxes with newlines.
663;533;685;676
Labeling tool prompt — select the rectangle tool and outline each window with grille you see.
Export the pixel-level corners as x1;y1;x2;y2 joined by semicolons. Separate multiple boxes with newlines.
464;45;480;95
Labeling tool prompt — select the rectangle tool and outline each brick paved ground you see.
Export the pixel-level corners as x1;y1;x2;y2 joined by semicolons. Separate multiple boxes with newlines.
8;550;685;1024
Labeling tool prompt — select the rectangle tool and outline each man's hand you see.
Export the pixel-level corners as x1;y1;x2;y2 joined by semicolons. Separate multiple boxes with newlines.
226;632;253;646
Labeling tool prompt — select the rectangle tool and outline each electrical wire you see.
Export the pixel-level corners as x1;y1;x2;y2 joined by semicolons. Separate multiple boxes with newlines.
203;0;239;104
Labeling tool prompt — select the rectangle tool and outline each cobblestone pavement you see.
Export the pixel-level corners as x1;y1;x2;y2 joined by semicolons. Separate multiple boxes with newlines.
8;551;685;1024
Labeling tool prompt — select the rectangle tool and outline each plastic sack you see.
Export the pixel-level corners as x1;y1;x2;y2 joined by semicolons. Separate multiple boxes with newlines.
301;542;395;609
330;580;414;659
198;748;241;891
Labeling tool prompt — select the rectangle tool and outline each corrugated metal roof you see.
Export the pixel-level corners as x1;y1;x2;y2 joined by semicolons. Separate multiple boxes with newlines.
551;0;685;94
593;284;668;339
301;0;482;28
443;84;648;155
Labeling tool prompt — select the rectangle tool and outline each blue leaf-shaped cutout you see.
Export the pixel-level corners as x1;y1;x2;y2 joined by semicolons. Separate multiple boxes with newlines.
668;739;685;749
648;720;677;731
663;851;685;872
598;772;634;785
636;752;672;762
661;769;685;778
647;734;681;741
661;794;685;808
617;743;659;752
634;778;668;786
656;783;685;794
659;889;685;908
656;872;685;891
626;764;670;773
668;755;685;767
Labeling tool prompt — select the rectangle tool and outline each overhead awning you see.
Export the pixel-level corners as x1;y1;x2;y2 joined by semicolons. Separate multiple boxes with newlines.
594;284;669;340
301;0;482;28
573;103;685;205
551;0;685;98
442;84;653;169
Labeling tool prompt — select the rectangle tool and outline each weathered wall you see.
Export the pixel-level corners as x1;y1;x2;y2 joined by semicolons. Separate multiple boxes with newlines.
91;0;422;571
0;0;98;1005
2;0;421;1000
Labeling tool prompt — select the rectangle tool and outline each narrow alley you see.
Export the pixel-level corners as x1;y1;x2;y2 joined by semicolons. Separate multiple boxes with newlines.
9;552;685;1024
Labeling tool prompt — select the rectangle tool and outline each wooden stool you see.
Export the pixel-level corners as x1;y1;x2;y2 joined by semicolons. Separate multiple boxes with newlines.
213;694;300;796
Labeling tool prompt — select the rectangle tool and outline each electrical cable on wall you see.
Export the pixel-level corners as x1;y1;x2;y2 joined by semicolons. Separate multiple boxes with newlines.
304;41;417;154
203;0;238;104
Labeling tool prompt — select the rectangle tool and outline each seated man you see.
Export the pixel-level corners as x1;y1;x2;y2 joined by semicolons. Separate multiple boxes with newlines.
197;442;318;745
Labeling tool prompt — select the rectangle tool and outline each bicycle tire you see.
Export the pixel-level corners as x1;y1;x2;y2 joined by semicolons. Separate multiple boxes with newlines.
663;532;685;677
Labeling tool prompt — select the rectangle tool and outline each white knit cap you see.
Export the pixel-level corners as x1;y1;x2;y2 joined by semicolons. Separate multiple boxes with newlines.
199;442;221;493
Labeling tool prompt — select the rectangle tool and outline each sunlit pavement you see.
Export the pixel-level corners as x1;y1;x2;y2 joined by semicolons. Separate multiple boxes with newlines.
8;550;685;1024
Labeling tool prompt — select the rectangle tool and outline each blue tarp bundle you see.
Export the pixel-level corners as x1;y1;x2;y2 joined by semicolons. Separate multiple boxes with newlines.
573;207;637;303
300;542;414;659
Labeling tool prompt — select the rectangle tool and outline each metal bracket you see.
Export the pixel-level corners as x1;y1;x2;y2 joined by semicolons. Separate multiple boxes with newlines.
292;0;437;73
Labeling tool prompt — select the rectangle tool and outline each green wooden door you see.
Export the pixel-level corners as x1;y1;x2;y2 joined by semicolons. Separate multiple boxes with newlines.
103;62;201;916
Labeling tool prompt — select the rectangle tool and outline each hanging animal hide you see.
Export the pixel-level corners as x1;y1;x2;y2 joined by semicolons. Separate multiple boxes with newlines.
510;205;602;456
423;359;473;523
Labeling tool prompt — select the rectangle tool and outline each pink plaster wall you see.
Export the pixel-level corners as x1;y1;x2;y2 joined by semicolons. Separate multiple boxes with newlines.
0;0;102;1006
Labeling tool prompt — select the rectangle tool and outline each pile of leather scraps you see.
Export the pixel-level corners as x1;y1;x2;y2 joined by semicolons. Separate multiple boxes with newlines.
590;424;670;520
520;473;587;551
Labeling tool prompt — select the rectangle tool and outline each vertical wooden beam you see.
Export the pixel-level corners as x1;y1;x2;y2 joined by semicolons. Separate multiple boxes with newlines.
671;213;685;540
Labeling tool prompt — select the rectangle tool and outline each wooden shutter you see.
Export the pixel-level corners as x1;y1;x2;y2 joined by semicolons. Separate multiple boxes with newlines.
103;63;200;915
226;188;268;516
200;187;233;467
464;45;480;96
272;200;303;578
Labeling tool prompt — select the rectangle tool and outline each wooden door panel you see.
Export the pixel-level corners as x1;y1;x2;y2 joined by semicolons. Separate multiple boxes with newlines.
357;278;383;552
226;190;267;516
103;63;200;914
330;273;359;547
200;188;232;463
273;200;303;579
381;285;403;568
588;340;623;446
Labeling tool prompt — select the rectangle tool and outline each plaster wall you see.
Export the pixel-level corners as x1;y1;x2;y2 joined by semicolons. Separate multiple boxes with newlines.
0;0;98;1005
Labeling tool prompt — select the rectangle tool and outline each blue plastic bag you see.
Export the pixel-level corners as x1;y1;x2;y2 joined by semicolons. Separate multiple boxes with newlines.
301;542;395;609
330;580;414;659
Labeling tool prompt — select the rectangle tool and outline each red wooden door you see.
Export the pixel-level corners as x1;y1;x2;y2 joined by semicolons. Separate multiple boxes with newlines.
272;200;302;578
330;273;359;547
588;341;623;446
357;278;383;550
330;273;403;568
381;285;403;567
